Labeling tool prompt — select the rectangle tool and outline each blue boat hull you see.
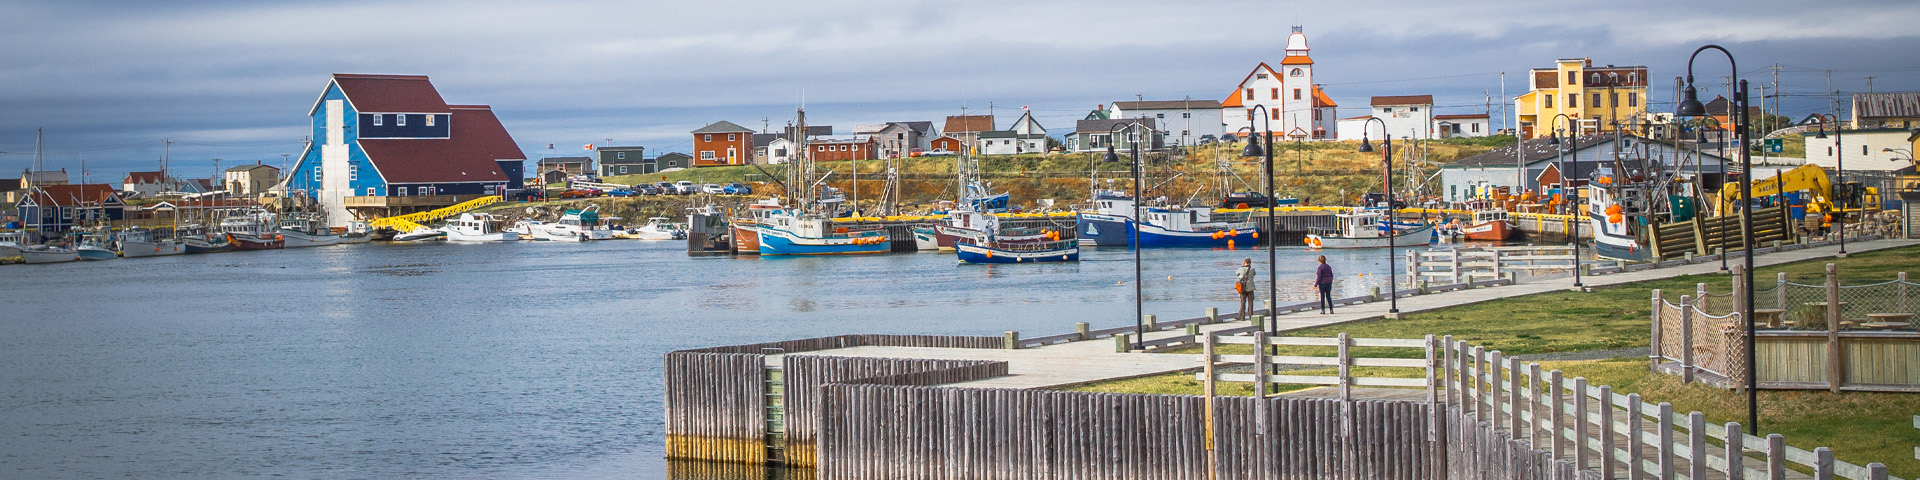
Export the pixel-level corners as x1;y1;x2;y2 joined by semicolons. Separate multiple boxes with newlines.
1075;213;1256;248
955;243;1079;264
757;228;891;256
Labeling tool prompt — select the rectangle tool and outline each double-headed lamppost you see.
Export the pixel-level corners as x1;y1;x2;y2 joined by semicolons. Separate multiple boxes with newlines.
1547;113;1584;288
1356;117;1400;314
1676;44;1757;434
1812;114;1846;256
1104;120;1150;350
1239;106;1281;377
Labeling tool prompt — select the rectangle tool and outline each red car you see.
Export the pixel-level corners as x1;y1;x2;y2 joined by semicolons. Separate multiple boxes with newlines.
558;189;600;199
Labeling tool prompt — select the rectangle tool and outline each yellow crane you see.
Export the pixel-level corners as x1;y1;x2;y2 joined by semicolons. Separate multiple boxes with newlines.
1717;164;1875;219
368;195;503;232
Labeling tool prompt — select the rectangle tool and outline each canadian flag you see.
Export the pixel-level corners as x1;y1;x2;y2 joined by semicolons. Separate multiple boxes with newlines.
584;144;594;151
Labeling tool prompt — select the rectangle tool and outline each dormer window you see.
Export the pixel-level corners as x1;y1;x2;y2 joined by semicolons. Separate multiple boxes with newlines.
397;115;406;127
372;115;383;126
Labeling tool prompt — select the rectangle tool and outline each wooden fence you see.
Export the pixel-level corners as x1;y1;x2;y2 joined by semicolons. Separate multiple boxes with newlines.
779;356;1007;467
664;334;1006;465
816;385;1440;480
1407;246;1577;284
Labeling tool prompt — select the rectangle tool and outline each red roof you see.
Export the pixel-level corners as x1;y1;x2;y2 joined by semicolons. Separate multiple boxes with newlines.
358;106;522;184
944;115;995;133
1312;86;1338;108
1370;95;1434;106
30;184;121;207
1279;55;1314;65
125;171;166;184
1433;114;1489;120
333;74;451;113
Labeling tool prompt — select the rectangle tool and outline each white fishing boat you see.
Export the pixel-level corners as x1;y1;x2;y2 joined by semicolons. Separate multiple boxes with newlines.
75;233;118;260
21;245;78;264
278;214;344;248
616;217;682;240
441;213;518;242
532;205;614;242
118;228;186;257
0;231;23;259
1305;211;1434;249
392;227;447;242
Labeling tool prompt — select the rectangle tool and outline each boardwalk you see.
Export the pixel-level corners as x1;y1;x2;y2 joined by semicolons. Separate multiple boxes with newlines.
780;239;1918;390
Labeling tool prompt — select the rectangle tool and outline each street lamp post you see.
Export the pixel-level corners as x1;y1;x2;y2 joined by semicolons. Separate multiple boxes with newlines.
1104;121;1150;350
1676;44;1756;434
1548;113;1583;287
1238;107;1280;387
1357;117;1399;314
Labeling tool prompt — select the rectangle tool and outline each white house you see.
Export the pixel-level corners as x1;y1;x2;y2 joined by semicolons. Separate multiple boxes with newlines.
1433;114;1491;139
1801;128;1915;172
976;131;1047;155
122;171;174;198
1221;26;1337;140
1108;99;1225;146
1341;95;1433;141
765;137;799;165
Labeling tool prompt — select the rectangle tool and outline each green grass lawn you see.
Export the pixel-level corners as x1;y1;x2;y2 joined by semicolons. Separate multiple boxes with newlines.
1068;244;1920;474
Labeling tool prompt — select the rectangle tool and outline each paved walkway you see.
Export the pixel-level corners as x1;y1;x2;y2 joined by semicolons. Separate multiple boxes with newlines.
793;239;1919;390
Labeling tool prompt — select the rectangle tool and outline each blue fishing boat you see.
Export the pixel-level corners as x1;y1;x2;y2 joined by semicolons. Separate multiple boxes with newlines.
956;240;1079;264
754;209;891;256
1075;191;1258;247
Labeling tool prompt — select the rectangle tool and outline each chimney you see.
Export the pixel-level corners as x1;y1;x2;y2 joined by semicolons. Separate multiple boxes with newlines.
1098;104;1104;112
1584;57;1592;67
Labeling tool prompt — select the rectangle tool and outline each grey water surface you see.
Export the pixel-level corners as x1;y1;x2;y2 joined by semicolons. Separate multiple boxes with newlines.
0;239;1397;478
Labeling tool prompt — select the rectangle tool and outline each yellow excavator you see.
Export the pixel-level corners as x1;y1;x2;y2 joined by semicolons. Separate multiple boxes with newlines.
1716;164;1877;221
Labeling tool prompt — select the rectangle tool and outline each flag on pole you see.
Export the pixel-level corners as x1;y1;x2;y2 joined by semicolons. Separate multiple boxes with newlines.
584;144;594;151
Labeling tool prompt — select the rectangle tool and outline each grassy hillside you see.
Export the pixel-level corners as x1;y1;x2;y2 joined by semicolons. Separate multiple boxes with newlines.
601;137;1505;213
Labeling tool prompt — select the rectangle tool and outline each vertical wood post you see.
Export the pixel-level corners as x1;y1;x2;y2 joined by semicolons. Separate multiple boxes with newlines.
1814;447;1835;480
1508;356;1523;436
1777;272;1790;313
1253;331;1268;427
1766;433;1787;480
1409;250;1420;281
1899;272;1908;313
1726;422;1745;480
1734;265;1748;314
1627;394;1645;480
1004;331;1020;350
1443;336;1457;410
1529;363;1544;446
1204;307;1217;325
1144;314;1158;331
1450;247;1462;284
1550;369;1565;460
1697;282;1709;305
1115;333;1130;353
1651;289;1664;370
1075;322;1091;340
1574;377;1590;469
1203;332;1217;476
1826;263;1842;393
1658;403;1676;480
1488;350;1503;427
1472;346;1486;420
1681;295;1696;384
1599;385;1616;480
1491;249;1504;281
1337;332;1352;402
1867;463;1888;480
1689;412;1708;480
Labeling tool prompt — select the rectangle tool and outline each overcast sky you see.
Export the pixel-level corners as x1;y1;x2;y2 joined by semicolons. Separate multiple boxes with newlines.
2;0;1917;181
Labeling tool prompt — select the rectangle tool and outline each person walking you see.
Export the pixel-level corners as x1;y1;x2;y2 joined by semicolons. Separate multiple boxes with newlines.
1234;258;1256;320
1316;255;1335;314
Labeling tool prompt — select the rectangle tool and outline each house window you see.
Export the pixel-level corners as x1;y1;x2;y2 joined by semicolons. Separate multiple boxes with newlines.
372;115;383;126
1567;71;1576;85
728;134;737;141
397;115;406;126
1410;106;1419;112
1545;95;1554;109
1864;145;1869;156
700;150;715;160
1472;123;1480;133
425;115;435;126
64;209;73;220
1291;68;1303;77
703;134;712;142
367;187;375;196
399;187;410;196
1182;112;1190;118
1313;110;1321;121
1245;89;1254;100
1568;94;1578;109
616;152;625;160
349;164;358;180
1256;73;1268;79
1628;92;1638;107
314;165;322;181
1246;109;1255;121
1294;88;1302;100
619;166;628;174
1593;92;1602;107
1271;88;1279;100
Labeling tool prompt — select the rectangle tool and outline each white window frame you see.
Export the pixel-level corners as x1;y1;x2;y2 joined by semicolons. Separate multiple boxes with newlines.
314;165;322;181
397;115;407;127
704;134;712;142
399;187;410;196
425;115;435;127
616;152;625;160
372;115;383;126
349;164;358;181
367;187;376;196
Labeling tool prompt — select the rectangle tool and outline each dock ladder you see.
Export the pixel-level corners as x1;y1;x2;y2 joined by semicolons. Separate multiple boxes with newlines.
764;366;787;464
367;195;503;232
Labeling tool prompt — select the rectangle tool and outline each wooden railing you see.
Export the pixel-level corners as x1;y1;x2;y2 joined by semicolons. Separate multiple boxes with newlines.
1408;246;1577;283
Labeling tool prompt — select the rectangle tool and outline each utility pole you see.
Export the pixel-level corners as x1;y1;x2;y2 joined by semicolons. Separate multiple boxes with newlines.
1865;76;1876;93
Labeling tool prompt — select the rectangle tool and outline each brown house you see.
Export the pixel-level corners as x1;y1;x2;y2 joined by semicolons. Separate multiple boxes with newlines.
930;135;964;153
806;136;877;162
691;121;754;166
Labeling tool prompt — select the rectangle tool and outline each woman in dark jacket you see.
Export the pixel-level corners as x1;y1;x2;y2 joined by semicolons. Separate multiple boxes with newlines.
1315;255;1334;314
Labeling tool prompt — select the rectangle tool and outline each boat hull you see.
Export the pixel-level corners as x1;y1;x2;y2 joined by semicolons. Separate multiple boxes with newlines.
1591;235;1650;262
445;231;517;242
76;246;117;260
0;245;19;259
121;240;187;257
184;238;234;254
1075;214;1134;246
1075;213;1254;248
281;230;344;248
731;224;761;255
912;227;939;251
22;248;78;264
229;233;284;250
756;227;890;256
955;242;1079;264
1308;224;1435;249
1463;220;1516;241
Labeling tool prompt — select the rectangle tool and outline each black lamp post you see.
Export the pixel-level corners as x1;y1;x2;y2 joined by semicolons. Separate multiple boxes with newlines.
1677;44;1756;434
1814;114;1846;255
1548;113;1583;288
1238;108;1280;388
1357;117;1399;314
1104;121;1149;350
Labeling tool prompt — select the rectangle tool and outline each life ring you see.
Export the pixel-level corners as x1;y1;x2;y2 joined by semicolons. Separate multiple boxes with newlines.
1307;237;1323;248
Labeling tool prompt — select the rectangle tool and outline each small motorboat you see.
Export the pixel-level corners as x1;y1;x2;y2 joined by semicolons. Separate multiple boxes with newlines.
392;227;448;242
442;213;518;242
1305;211;1434;249
615;217;683;240
956;239;1079;264
75;233;118;260
532;206;615;241
183;234;235;254
21;245;78;264
1463;209;1517;241
279;216;345;248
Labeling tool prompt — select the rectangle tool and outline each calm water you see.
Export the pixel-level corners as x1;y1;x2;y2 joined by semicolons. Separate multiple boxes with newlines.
0;240;1397;478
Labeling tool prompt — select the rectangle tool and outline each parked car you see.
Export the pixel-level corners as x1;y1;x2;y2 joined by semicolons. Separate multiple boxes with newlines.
634;185;661;195
701;183;726;194
674;181;698;194
1199;134;1218;145
908;148;925;157
606;189;639;197
558;189;599;199
511;189;545;201
926;149;955;156
653;182;676;194
723;183;752;195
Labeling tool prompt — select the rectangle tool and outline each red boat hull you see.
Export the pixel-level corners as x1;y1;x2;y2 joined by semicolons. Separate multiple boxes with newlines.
228;233;284;250
731;224;760;255
1463;220;1516;241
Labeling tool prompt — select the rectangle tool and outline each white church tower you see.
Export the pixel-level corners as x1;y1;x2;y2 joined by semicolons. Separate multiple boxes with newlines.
1223;26;1338;140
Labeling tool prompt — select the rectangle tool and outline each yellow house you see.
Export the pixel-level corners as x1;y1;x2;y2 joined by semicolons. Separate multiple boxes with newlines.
1514;57;1649;139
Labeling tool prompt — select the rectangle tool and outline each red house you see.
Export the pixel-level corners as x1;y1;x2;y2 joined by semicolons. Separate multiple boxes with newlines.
691;121;754;166
807;136;877;162
930;135;964;153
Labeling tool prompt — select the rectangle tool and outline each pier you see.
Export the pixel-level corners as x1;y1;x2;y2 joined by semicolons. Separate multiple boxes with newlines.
664;237;1916;479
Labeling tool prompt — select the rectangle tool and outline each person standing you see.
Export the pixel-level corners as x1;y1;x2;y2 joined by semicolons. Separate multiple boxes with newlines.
1316;255;1335;314
1234;258;1256;320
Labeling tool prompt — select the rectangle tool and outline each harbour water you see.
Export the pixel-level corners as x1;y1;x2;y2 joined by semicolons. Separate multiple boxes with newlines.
0;240;1396;478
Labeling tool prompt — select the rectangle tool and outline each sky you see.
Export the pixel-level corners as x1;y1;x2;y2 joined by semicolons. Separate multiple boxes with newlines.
2;0;1917;182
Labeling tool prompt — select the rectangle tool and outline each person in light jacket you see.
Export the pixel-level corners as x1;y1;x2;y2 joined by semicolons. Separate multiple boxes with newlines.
1316;255;1334;314
1234;258;1255;320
